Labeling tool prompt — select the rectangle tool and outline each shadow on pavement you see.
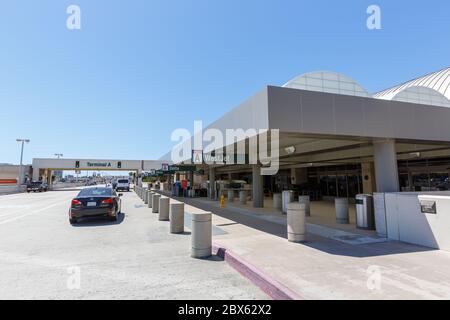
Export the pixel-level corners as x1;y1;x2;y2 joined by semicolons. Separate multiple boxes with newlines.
173;196;436;258
72;212;126;227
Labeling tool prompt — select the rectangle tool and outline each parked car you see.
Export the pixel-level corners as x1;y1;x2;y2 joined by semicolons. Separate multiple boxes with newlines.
115;179;130;192
69;187;122;224
27;181;48;193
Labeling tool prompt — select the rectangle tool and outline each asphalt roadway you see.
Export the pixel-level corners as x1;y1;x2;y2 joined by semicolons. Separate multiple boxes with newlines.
0;188;267;300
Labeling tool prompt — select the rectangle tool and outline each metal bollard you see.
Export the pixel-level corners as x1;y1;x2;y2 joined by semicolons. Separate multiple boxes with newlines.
147;191;154;208
298;195;311;217
287;202;306;243
239;190;247;205
152;194;161;213
191;212;212;259
335;198;349;224
159;197;170;221
170;203;184;234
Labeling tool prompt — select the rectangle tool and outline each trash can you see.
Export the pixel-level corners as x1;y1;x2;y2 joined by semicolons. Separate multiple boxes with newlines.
356;194;375;230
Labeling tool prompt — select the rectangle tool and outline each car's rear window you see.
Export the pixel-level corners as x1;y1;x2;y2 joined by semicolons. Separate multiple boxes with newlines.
78;188;112;197
118;180;129;184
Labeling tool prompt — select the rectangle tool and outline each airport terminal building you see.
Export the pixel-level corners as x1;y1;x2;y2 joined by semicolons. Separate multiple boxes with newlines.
161;67;450;204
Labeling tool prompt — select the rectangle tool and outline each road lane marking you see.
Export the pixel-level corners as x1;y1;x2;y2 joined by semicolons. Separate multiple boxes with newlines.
0;200;70;225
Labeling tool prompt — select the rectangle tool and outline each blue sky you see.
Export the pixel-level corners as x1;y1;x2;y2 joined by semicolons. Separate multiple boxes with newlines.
1;0;449;165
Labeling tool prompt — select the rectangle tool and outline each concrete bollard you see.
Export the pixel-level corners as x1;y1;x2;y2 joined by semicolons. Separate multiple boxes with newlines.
273;193;282;209
143;188;148;201
144;188;149;204
147;191;154;208
170;203;184;234
239;190;247;205
335;198;349;224
152;194;161;213
287;203;306;243
282;190;294;214
298;195;311;217
159;197;170;221
227;190;234;203
191;212;212;259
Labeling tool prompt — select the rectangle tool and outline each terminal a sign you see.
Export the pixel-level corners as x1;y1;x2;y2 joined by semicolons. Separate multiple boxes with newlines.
74;161;123;169
87;162;112;168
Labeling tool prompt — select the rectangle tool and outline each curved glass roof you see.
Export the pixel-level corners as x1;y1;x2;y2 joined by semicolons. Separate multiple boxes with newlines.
373;67;450;107
391;86;450;108
283;71;370;98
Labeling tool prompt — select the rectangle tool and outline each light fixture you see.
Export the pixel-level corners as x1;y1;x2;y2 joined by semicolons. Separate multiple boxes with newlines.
285;146;296;155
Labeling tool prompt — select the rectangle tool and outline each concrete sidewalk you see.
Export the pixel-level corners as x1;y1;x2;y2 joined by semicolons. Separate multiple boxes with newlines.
164;193;450;300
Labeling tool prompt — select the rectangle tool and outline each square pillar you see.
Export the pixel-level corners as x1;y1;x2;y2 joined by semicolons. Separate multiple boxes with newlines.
252;165;264;208
373;139;400;193
209;167;216;200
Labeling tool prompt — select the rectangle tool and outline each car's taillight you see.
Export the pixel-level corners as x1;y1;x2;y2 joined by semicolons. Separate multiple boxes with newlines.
71;199;82;206
101;198;113;204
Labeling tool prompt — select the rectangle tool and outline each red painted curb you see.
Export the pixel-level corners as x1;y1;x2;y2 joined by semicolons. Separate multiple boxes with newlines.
213;243;303;300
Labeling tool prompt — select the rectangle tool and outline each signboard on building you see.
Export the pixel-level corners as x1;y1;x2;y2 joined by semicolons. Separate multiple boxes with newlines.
192;150;203;164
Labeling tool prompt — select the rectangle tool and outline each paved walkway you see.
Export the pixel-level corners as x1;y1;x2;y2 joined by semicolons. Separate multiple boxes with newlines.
163;192;450;300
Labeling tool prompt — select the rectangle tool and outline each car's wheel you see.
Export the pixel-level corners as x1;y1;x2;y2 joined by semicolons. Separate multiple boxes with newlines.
69;218;77;225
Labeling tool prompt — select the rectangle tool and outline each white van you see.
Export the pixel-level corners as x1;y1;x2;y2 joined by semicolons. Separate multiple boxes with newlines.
115;179;130;192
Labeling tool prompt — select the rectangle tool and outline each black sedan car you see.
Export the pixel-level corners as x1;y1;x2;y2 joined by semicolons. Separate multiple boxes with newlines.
69;187;122;224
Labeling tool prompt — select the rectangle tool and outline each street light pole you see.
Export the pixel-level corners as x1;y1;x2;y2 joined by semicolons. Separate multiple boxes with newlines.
54;153;63;159
16;139;30;187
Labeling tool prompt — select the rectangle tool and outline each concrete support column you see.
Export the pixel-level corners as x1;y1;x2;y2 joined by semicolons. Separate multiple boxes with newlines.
252;165;264;208
191;212;212;259
209;167;216;200
189;172;194;185
287;203;306;243
32;168;40;181
47;170;53;190
159;197;170;221
373;139;400;193
170;203;184;234
152;194;161;213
